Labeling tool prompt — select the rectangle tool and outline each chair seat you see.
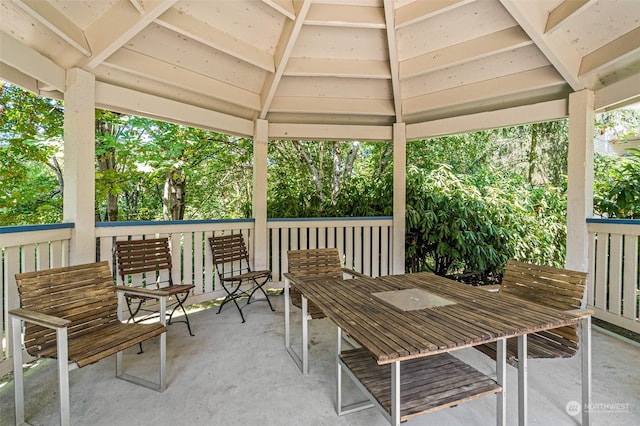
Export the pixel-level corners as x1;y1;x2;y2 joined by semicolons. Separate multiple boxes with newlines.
221;270;271;282
124;284;195;299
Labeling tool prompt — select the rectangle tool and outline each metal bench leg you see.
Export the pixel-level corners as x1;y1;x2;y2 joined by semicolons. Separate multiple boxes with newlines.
57;327;71;426
496;338;507;426
12;315;25;426
518;334;528;426
582;316;591;426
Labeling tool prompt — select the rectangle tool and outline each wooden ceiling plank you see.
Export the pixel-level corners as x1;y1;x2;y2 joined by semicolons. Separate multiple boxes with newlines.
305;4;385;28
83;0;178;70
260;0;313;119
269;96;395;116
545;0;591;34
104;49;260;111
395;0;473;29
384;0;402;122
404;66;565;114
262;0;296;21
13;0;91;56
579;27;640;77
156;8;274;72
285;58;390;78
401;26;533;80
500;0;583;91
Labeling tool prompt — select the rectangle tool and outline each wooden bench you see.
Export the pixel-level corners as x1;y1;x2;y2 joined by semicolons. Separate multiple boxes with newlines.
9;261;167;426
476;259;593;425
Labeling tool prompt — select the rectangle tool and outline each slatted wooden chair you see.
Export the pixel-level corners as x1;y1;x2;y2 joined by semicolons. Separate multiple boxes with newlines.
283;248;368;373
476;259;592;424
9;262;167;426
208;234;275;323
114;237;195;346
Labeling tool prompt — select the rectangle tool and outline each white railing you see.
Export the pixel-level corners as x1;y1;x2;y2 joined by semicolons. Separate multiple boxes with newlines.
1;217;393;372
588;218;640;333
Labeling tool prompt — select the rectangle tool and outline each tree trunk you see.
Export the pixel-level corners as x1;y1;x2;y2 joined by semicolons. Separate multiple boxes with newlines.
96;120;119;221
528;123;539;185
163;168;186;220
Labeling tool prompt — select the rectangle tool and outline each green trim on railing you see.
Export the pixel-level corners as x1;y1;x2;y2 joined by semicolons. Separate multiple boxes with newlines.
95;218;255;227
586;218;639;225
268;216;393;222
0;223;74;234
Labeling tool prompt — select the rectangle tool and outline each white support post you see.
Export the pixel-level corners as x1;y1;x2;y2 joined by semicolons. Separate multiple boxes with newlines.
566;90;594;273
64;68;96;264
253;119;269;271
392;123;406;275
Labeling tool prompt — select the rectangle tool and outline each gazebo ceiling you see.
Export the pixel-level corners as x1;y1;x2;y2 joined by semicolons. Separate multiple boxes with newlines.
1;0;640;139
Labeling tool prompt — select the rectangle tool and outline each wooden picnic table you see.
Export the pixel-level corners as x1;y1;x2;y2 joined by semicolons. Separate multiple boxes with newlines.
292;272;588;425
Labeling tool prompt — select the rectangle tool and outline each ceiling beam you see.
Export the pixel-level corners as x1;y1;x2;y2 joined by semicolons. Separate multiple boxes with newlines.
401;26;532;79
305;4;385;28
0;31;65;91
259;0;312;120
579;27;640;77
407;99;568;138
404;66;565;114
95;82;255;137
128;0;145;14
262;0;296;21
103;49;261;111
269;122;392;141
500;0;583;91
395;0;473;29
13;0;91;56
545;0;591;33
82;0;178;70
156;8;274;72
285;58;389;78
594;73;640;111
384;0;402;122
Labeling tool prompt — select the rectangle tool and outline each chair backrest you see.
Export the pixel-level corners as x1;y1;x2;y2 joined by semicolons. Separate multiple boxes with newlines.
287;248;344;280
208;234;252;279
114;238;174;288
14;262;118;357
500;259;587;311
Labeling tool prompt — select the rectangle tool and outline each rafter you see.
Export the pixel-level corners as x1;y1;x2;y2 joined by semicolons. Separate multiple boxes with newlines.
500;0;583;91
82;0;178;70
384;0;402;122
13;0;91;56
579;27;640;77
128;0;145;14
401;26;532;80
262;0;296;21
545;0;591;33
259;0;312;120
395;0;473;29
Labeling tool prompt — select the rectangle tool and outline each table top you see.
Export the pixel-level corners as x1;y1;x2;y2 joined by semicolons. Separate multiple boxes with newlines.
293;272;582;365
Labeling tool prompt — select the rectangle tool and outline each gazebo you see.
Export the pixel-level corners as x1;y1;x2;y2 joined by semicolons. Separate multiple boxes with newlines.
0;0;640;424
1;0;640;409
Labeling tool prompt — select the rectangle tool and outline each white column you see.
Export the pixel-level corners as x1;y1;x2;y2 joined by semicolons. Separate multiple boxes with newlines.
253;119;269;270
63;68;95;264
392;123;406;275
566;90;594;272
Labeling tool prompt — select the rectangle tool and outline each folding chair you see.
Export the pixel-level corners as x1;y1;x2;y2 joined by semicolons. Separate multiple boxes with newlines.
208;234;275;323
114;238;195;346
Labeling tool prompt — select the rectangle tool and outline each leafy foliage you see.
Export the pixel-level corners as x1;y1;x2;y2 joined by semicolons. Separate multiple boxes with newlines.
593;149;640;218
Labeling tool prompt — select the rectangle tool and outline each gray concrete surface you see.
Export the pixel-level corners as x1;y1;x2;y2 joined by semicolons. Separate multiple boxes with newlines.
1;293;639;426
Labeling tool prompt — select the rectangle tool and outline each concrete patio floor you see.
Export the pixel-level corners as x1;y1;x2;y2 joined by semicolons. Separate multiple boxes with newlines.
1;292;639;426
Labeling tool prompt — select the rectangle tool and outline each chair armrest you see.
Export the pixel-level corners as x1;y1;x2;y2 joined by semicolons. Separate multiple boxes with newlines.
340;268;368;279
115;286;171;298
283;273;305;286
9;308;71;329
565;308;594;318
